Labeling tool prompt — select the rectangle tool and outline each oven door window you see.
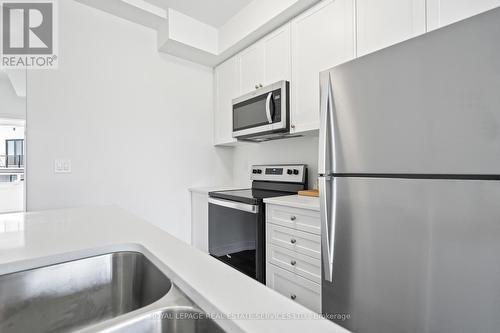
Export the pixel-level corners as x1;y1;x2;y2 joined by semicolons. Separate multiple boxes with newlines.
233;90;281;131
208;199;260;280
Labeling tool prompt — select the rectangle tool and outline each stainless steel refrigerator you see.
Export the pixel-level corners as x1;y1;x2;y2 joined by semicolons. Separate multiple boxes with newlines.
319;7;500;333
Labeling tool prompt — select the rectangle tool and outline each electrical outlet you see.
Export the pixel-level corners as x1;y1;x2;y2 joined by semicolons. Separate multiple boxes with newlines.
55;159;71;173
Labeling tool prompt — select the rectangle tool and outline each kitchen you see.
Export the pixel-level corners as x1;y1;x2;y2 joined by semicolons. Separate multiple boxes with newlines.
1;0;500;332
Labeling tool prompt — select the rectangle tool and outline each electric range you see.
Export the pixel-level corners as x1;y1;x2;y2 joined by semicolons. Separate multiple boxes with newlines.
208;164;307;283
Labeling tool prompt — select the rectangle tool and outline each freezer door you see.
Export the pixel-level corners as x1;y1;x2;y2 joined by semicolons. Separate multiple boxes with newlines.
318;71;335;175
322;177;500;333
326;7;500;174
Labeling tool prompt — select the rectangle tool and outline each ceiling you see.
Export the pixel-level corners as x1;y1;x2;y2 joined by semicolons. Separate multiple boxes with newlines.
144;0;252;27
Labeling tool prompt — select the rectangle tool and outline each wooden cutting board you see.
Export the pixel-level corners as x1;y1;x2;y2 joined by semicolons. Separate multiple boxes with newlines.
298;189;319;197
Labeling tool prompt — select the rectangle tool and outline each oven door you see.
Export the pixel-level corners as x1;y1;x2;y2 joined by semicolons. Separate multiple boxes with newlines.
208;198;265;282
232;81;289;139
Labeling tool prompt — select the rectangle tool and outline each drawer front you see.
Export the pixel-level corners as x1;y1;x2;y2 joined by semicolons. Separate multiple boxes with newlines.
267;223;321;259
267;244;321;283
266;263;321;313
266;204;320;235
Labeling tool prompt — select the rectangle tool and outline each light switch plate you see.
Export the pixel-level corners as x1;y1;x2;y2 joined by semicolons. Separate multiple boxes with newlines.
55;159;71;173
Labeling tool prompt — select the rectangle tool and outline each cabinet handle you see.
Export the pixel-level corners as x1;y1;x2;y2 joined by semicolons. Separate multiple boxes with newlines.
290;294;297;300
255;84;259;89
290;260;297;266
291;124;296;129
290;216;297;221
259;83;263;88
290;239;297;244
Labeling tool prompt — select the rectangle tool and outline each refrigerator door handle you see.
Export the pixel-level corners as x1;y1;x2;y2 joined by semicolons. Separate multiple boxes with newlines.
318;72;335;175
319;73;329;175
320;176;336;282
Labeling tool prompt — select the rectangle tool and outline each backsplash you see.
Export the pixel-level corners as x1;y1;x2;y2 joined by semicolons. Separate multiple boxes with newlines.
231;135;319;189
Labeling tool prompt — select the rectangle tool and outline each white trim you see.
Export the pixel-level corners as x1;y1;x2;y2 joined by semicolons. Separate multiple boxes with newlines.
121;0;166;18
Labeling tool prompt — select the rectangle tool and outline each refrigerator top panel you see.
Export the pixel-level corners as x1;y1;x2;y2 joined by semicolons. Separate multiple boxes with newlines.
322;7;500;175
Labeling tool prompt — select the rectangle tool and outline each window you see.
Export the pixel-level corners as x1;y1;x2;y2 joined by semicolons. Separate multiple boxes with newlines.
6;139;24;168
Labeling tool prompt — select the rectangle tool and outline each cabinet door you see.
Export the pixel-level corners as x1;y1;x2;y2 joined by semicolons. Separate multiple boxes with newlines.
427;0;500;31
240;44;265;95
214;57;239;146
291;0;355;134
357;0;426;56
263;24;291;85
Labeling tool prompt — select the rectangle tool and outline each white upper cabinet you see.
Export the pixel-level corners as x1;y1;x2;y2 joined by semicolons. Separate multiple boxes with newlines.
290;0;356;134
356;0;426;57
240;24;291;95
214;24;290;146
263;25;292;86
213;0;500;146
214;57;239;146
240;44;265;94
427;0;500;31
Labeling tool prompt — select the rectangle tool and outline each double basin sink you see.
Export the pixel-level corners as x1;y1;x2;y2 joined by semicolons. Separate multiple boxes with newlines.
0;251;226;333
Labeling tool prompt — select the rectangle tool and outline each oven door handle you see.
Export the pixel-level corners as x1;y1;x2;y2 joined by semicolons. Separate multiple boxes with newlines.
208;198;259;214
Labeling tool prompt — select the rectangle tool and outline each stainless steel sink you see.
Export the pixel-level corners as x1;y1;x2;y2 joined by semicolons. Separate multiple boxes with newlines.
103;308;226;333
0;252;171;333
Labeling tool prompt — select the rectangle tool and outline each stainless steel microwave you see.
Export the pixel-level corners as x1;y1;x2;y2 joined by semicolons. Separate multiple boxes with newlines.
232;81;290;141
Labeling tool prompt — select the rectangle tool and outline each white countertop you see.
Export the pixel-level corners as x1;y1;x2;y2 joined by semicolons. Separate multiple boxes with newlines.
0;206;346;333
264;195;320;211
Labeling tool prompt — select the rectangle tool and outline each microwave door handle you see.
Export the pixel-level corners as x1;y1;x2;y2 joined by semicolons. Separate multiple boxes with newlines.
265;92;273;124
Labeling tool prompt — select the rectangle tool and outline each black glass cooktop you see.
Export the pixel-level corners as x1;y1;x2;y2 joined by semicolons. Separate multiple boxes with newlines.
209;188;293;205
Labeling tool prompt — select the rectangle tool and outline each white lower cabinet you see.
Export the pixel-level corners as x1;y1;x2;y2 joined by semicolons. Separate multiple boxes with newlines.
190;190;210;252
267;244;321;284
267;204;321;235
265;203;321;312
267;223;321;259
266;263;321;313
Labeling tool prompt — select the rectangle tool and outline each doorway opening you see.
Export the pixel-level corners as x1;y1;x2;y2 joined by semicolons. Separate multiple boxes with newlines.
0;120;25;213
0;68;26;214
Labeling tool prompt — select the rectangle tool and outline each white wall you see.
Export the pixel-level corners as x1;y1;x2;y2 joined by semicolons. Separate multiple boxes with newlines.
26;0;233;242
231;135;319;188
0;74;25;120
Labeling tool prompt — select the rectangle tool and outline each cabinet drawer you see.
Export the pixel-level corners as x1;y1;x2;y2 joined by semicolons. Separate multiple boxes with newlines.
267;204;320;235
266;263;321;312
267;244;321;283
267;223;321;259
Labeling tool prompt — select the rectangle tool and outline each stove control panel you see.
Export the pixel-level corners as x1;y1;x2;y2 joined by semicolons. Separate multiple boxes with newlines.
251;164;307;184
